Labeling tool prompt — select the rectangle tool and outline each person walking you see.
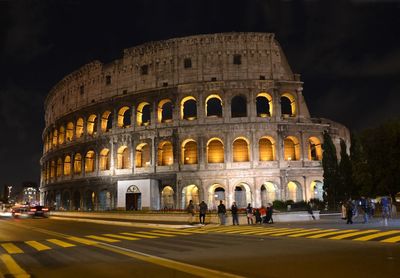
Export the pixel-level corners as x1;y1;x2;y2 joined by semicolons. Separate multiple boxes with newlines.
346;200;354;224
199;200;208;225
360;196;369;223
254;208;262;224
341;201;347;220
217;200;226;225
231;202;239;225
266;203;274;224
381;196;390;226
260;206;267;224
186;200;195;225
246;203;253;225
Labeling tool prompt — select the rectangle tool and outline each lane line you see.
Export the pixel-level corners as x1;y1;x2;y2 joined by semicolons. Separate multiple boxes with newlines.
307;229;358;239
136;231;175;237
47;239;75;248
381;235;400;243
288;229;338;238
86;235;120;243
25;241;51;251
269;229;317;237
354;230;400;242
121;232;159;239
329;230;379;240
0;254;30;278
1;243;23;254
102;234;140;241
151;230;193;235
257;228;304;236
67;236;98;245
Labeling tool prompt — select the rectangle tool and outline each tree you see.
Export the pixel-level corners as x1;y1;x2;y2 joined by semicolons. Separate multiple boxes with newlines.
322;131;340;209
338;139;352;199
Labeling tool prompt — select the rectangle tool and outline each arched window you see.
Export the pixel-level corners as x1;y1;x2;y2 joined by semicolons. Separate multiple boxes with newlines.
117;146;130;169
256;93;273;117
207;138;224;163
52;129;58;147
158;99;173;123
287;181;302;202
64;155;71;176
87;114;97;135
182;140;197;164
281;93;296;117
50;160;56;178
261;182;277;206
136;143;150;168
181;96;197;120
73;153;82;174
205;94;222;117
259;137;275;161
231;95;247;118
161;186;174;209
158;141;173;166
101;111;112;132
85;150;95;173
309;137;322;161
284;136;300;161
99;148;110;171
56;158;63;177
136;102;151;126
118;106;131;128
66;122;74;141
58;126;65;145
76;118;84;138
233;138;249;162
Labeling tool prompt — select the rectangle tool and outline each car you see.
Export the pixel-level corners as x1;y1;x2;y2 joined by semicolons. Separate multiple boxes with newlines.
11;205;30;218
27;206;49;218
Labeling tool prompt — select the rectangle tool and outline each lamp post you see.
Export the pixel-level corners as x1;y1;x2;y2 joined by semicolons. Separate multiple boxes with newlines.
7;185;12;203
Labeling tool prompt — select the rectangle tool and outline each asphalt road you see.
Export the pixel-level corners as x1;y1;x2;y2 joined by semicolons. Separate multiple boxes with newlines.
0;216;399;278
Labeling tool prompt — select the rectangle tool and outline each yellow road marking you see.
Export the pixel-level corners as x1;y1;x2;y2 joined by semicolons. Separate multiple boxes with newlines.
25;241;51;251
137;231;175;237
239;228;277;235
0;254;30;278
151;230;192;235
381;235;400;243
1;243;23;254
257;228;303;235
47;239;75;248
289;229;338;238
329;230;379;240
102;234;140;241
354;230;400;241
270;229;317;237
67;236;98;245
121;232;158;239
308;229;358;239
86;235;120;243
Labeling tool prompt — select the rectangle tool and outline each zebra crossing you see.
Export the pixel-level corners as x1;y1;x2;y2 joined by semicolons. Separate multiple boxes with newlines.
1;226;399;255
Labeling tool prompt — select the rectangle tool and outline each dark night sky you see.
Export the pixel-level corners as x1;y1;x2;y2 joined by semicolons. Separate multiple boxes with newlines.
1;0;400;189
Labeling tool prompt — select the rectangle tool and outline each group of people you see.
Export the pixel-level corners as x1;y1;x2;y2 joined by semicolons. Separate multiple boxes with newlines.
186;200;274;225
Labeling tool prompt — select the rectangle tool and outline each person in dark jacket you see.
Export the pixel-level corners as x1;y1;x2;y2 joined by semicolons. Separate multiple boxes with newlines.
217;200;226;225
231;202;239;225
266;203;274;224
199;201;208;225
346;200;354;224
246;203;253;224
254;208;262;224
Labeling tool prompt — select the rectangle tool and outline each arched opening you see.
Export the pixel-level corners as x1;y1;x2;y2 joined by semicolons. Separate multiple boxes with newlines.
98;190;112;211
207;138;224;163
56;158;63;178
52;129;58;147
158;99;173;123
101;111;112;132
126;185;141;210
58;126;65;145
55;192;61;210
311;180;324;200
76;118;84;138
99;148;110;171
208;184;226;209
233;137;249;162
287;181;302;202
84;190;95;211
73;191;81;210
234;183;251;208
66;122;74;141
117;146;130;169
73;153;82;174
205;94;222;118
259;137;275;161
118;106;131;128
161;186;174;209
181;96;197;120
284;136;300;161
309;137;322;161
158;141;173;166
181;184;199;208
231;95;247;118
64;155;71;176
137;102;151;126
50;160;56;179
87;114;97;135
256;93;273;117
261;182;277;206
135;143;150;168
61;191;70;210
281;93;296;117
182;140;197;164
85;150;95;173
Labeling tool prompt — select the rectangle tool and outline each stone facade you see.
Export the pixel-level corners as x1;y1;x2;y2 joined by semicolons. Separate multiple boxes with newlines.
40;32;350;211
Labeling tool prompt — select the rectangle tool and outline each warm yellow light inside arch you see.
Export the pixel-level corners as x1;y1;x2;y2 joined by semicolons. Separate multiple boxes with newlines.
87;114;97;135
74;153;82;174
63;155;71;176
233;137;250;162
207;137;224;163
284;136;300;161
136;102;150;126
117;146;129;169
158;141;173;166
58;126;65;145
287;181;298;201
66;122;74;141
158;99;172;123
101;110;112;132
257;92;273;117
181;139;198;164
85;150;95;173
180;96;196;120
259;136;275;161
308;136;322;161
136;142;150;168
281;92;296;116
99;148;110;171
76;118;84;138
118;106;130;128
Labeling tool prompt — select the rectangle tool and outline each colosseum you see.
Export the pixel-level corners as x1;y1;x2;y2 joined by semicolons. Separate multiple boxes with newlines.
40;32;349;211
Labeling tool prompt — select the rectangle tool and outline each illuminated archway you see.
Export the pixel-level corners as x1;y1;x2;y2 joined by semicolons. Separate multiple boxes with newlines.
158;99;173;123
231;95;247;117
256;92;273;117
259;136;275;161
76;118;84;138
181;184;199;208
136;143;150;168
287;181;302;202
182;139;197;164
208;184;226;209
205;94;222;117
118;106;131;128
52;129;58;147
284;136;300;161
233;137;249;162
101;111;112;132
85;150;95;173
137;102;151;126
73;153;82;174
87;114;97;135
261;182;277;206
234;183;252;208
50;160;56;178
309;137;322;161
99;148;110;171
158;141;173;166
58;126;65;145
207;138;224;163
281;93;296;117
161;186;174;209
56;158;63;178
181;96;197;120
63;155;71;176
311;180;324;200
117;146;130;169
66;122;74;141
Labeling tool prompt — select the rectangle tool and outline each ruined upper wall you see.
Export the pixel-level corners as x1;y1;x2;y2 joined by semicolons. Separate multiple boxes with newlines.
45;32;296;126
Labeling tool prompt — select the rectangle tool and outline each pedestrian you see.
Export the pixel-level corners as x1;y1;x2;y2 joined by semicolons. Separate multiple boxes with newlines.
231;201;239;225
254;208;262;224
199;200;208;225
186;200;195;225
266;203;274;224
306;201;315;220
246;203;253;225
381;196;390;226
346;200;354;224
260;206;267;224
341;201;347;220
360;196;369;223
217;200;226;225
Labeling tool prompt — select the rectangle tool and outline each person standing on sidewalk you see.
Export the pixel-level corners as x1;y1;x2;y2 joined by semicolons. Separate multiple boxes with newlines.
217;200;226;225
346;200;354;224
186;200;195;225
199;200;208;225
231;202;239;225
246;203;253;224
381;196;390;226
